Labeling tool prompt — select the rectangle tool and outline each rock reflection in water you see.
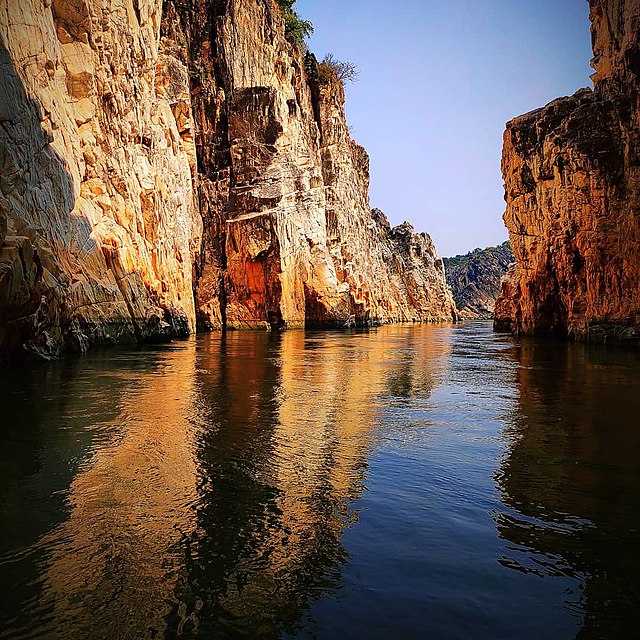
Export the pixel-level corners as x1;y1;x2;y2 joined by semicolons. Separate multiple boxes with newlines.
0;326;450;640
180;328;449;637
495;339;640;638
14;324;639;639
30;343;202;639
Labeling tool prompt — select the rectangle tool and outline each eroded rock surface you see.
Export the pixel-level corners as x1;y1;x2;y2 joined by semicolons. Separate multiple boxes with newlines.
1;0;455;357
163;0;456;331
494;0;640;341
0;0;201;357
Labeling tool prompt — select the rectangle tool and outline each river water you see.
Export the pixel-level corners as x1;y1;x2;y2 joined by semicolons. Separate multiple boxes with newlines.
0;323;638;639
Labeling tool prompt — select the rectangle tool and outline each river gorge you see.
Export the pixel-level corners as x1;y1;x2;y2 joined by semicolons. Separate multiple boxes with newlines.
2;0;640;636
1;323;639;639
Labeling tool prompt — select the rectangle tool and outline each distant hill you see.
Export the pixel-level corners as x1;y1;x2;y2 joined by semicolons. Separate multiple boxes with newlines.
444;242;514;319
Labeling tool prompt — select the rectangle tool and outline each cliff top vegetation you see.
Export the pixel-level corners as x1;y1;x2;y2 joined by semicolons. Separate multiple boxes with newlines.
276;0;358;87
318;54;359;84
444;241;512;270
276;0;313;47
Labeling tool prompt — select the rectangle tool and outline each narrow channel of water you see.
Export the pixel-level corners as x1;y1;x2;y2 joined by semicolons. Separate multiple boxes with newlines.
1;323;638;639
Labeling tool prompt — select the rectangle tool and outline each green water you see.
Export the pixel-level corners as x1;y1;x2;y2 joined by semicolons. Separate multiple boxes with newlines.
0;323;639;639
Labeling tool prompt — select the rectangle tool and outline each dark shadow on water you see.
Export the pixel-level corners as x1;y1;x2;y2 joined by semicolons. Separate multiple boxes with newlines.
0;346;174;637
494;337;640;638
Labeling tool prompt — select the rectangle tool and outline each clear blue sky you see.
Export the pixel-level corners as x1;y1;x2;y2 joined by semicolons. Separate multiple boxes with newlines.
297;0;593;256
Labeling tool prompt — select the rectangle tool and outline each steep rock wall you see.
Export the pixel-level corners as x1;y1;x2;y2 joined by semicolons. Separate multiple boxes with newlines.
163;0;456;331
371;212;458;322
1;0;455;357
0;0;201;357
494;0;640;341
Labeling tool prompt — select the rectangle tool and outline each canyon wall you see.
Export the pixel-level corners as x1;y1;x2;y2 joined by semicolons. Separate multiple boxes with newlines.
0;0;201;357
0;0;455;358
494;0;640;341
162;0;456;331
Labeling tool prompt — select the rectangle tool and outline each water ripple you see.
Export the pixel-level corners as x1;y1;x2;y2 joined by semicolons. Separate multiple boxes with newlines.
1;324;639;638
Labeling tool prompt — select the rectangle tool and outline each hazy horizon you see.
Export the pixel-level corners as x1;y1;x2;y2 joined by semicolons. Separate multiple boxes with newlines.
298;0;594;256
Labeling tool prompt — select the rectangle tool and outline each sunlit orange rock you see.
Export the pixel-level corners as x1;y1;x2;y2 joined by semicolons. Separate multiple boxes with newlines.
494;0;640;341
0;0;201;357
173;0;456;331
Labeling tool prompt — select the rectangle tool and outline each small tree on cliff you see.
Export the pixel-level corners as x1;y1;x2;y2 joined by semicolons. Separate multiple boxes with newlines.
276;0;314;48
318;54;359;84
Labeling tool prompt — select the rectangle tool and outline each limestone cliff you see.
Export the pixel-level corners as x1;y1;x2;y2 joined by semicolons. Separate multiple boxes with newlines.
0;0;455;358
494;0;640;341
444;241;513;319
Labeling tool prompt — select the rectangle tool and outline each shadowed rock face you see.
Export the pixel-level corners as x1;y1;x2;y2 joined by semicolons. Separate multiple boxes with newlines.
0;0;455;357
494;0;640;342
444;242;513;319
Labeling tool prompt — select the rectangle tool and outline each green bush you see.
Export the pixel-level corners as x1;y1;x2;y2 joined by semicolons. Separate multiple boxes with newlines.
276;0;313;48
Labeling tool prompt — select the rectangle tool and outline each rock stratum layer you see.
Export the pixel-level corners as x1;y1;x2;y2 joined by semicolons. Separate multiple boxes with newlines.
494;0;640;341
0;0;455;358
444;241;513;319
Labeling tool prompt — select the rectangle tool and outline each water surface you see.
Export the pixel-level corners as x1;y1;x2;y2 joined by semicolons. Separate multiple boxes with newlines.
1;323;639;639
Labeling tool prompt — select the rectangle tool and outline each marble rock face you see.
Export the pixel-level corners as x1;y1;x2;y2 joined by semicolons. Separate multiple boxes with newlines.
0;0;201;357
1;0;455;357
494;0;640;341
166;0;456;332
